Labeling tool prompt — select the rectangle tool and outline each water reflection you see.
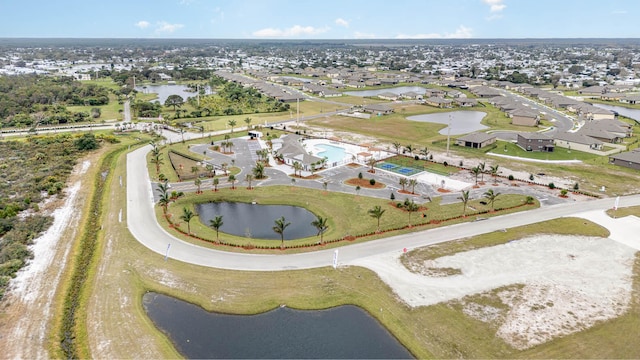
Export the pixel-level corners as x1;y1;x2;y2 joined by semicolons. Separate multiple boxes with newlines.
143;292;413;359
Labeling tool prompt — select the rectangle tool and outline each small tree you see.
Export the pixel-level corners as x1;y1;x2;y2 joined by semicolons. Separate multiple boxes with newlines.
405;200;419;227
209;215;224;243
194;177;202;194
245;173;253;189
228;119;237;132
212;177;219;191
179;207;195;235
273;216;291;249
458;190;470;217
311;215;329;244
399;177;408;191
483;189;501;211
368;205;386;232
228;174;236;189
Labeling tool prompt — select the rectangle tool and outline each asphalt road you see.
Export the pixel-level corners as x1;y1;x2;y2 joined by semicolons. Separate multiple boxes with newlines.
126;141;640;271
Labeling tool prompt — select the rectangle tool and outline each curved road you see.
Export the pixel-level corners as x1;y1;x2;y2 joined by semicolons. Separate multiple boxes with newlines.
127;143;640;271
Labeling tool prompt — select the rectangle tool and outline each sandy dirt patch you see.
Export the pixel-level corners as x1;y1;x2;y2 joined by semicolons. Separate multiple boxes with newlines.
0;160;90;359
350;234;636;349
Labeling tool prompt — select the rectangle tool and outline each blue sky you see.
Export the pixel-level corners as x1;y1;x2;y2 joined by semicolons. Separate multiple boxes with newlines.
1;0;639;39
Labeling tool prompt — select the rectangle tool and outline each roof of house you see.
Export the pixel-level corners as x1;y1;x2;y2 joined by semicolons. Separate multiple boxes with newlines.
457;132;496;143
517;132;552;140
554;131;603;145
610;149;640;163
508;108;539;118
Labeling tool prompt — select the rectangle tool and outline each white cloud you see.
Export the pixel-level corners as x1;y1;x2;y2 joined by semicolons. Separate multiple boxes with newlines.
155;21;185;34
482;0;506;13
135;20;150;29
611;10;627;14
252;25;330;37
396;25;473;39
335;18;349;27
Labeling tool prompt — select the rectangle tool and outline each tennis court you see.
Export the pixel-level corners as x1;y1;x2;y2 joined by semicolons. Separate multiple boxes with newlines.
376;162;423;176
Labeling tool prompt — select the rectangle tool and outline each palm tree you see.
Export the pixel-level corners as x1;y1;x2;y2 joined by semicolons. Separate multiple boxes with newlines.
311;215;329;244
405;144;413;156
209;215;224;243
292;161;303;177
399;177;408;192
368;205;386;232
471;166;481;185
322;181;328;192
483;189;501;211
490;164;500;180
194;177;202;194
221;162;228;175
205;164;214;177
212;177;219;191
273;216;291;249
245;173;253;189
226;141;234;153
228;119;237;132
458;190;470;217
191;166;199;178
253;162;265;179
355;185;361;195
408;178;418;194
366;157;377;172
392;141;401;154
158;192;171;213
244;117;252;129
179;207;195;235
478;162;486;183
405;200;419;227
228;174;236;189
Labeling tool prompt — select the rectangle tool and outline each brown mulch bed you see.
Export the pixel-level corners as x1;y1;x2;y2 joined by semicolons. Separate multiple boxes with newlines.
344;178;385;189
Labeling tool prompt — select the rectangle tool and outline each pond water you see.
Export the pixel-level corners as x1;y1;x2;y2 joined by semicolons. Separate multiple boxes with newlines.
406;111;488;135
344;86;427;97
143;292;413;359
195;202;318;240
591;103;640;123
135;84;213;103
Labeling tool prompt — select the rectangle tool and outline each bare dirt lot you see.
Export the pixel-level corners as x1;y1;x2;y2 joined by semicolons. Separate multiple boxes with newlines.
351;213;640;350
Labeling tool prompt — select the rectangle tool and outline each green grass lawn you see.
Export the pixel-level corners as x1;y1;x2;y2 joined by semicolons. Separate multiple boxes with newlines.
66;94;123;122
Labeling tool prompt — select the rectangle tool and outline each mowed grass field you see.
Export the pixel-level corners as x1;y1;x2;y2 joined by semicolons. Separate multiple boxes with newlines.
80;142;640;358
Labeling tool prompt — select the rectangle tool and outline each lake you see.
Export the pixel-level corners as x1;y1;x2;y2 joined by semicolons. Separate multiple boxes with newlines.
195;202;318;240
406;111;488;135
135;84;213;103
591;103;640;123
143;292;413;359
345;86;427;97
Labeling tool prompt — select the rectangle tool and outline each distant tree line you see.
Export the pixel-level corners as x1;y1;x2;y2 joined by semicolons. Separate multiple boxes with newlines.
0;75;109;128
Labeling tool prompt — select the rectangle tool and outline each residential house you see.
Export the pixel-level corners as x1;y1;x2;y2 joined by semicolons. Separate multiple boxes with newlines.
455;132;496;149
424;97;453;108
508;108;540;127
454;98;477;107
609;149;640;170
553;132;603;152
363;104;394;115
377;92;399;101
516;132;554;152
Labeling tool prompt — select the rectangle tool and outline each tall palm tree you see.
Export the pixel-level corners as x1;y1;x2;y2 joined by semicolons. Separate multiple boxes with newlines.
405;144;413;156
458;190;470;217
311;215;329;244
366;157;377;172
194;178;202;194
471;166;481;185
228;174;236;189
292;161;303;177
226;141;234;153
483;189;501;211
179;207;195;235
221;162;228;176
244;117;252;129
408;178;418;194
205;164;214;177
399;177;408;191
490;164;500;178
478;162;486;183
419;147;429;160
158;192;171;213
212;177;219;191
191;166;199;178
405;200;419;227
228;119;237;132
245;173;253;189
273;216;291;249
368;205;386;232
209;215;224;243
392;141;401;154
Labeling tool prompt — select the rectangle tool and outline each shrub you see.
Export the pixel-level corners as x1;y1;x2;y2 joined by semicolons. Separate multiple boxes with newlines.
560;189;568;196
508;174;515;181
414;155;419;160
369;178;376;185
573;182;579;190
358;172;363;179
525;196;535;204
390;192;395;200
443;161;448;167
529;174;534;181
548;182;555;189
396;202;403;208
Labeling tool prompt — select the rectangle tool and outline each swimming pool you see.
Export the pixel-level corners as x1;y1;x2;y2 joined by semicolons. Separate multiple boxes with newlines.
315;144;349;164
